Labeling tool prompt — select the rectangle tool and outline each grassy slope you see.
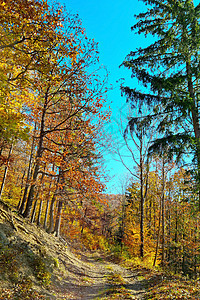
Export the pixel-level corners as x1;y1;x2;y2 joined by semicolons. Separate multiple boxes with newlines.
0;202;199;300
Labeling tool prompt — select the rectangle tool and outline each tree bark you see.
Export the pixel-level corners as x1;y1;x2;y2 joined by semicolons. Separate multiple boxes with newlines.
47;194;56;233
153;194;162;267
23;93;48;218
140;144;144;258
43;165;54;229
175;200;178;273
186;61;200;208
54;200;63;237
17;169;26;210
43;198;50;230
19;123;36;214
31;200;38;223
47;171;60;233
37;200;43;226
0;144;13;201
161;157;165;267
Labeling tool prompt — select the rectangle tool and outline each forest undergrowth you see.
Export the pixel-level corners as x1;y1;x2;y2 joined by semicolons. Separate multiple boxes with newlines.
0;201;199;300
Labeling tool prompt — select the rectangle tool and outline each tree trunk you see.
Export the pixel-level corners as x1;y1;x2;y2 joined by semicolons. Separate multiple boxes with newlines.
17;169;26;210
47;194;56;233
31;200;38;223
81;207;87;234
47;171;60;233
174;200;178;273
161;157;165;268
0;144;13;201
43;166;54;230
19;123;36;214
153;194;162;267
149;197;152;230
167;187;171;263
23;90;49;219
194;217;198;279
186;61;200;205
23;153;41;218
153;164;161;267
54;200;63;237
140;134;144;258
43;181;52;229
37;200;43;226
43;198;50;229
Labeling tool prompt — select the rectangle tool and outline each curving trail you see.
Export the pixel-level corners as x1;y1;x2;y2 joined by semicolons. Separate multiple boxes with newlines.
51;252;146;299
0;206;146;300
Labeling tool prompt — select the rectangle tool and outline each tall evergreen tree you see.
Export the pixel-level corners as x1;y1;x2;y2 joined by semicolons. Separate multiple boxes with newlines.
121;0;200;202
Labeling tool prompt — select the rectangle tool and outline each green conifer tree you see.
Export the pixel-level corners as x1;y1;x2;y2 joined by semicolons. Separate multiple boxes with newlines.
122;0;200;203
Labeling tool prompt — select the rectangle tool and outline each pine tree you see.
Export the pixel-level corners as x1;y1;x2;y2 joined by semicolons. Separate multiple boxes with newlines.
121;0;200;198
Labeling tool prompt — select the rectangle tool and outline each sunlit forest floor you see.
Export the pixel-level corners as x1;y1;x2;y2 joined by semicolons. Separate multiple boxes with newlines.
0;202;199;299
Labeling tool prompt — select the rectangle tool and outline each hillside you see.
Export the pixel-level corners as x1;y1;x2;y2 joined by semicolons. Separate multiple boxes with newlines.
0;202;147;300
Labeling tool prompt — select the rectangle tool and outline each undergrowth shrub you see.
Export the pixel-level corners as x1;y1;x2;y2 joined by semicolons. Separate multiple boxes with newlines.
0;244;19;282
27;247;58;286
81;229;109;251
144;277;200;300
32;256;51;286
122;254;158;270
108;244;129;263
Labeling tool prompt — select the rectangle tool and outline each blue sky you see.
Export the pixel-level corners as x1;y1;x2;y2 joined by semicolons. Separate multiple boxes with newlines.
57;0;149;194
58;0;200;194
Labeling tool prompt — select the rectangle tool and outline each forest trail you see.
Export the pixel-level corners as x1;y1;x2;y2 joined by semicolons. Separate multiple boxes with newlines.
0;204;147;299
51;251;146;299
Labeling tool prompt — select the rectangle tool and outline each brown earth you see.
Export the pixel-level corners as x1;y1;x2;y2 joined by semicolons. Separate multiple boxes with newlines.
0;204;146;299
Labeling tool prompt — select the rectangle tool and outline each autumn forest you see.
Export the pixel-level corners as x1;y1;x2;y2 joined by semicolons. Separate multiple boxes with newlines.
0;0;200;298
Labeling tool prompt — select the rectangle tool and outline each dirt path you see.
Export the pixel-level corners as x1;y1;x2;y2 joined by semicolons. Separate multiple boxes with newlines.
51;252;146;299
79;260;146;300
0;208;146;300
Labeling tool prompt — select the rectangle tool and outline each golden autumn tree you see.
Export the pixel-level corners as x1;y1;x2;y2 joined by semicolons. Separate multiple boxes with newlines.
0;0;60;144
0;0;110;244
20;13;109;220
0;0;66;200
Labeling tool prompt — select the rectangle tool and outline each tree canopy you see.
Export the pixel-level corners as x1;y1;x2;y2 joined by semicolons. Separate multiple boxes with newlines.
121;0;200;188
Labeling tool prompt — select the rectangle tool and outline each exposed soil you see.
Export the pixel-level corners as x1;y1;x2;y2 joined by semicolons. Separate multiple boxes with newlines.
50;252;146;299
0;204;146;299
